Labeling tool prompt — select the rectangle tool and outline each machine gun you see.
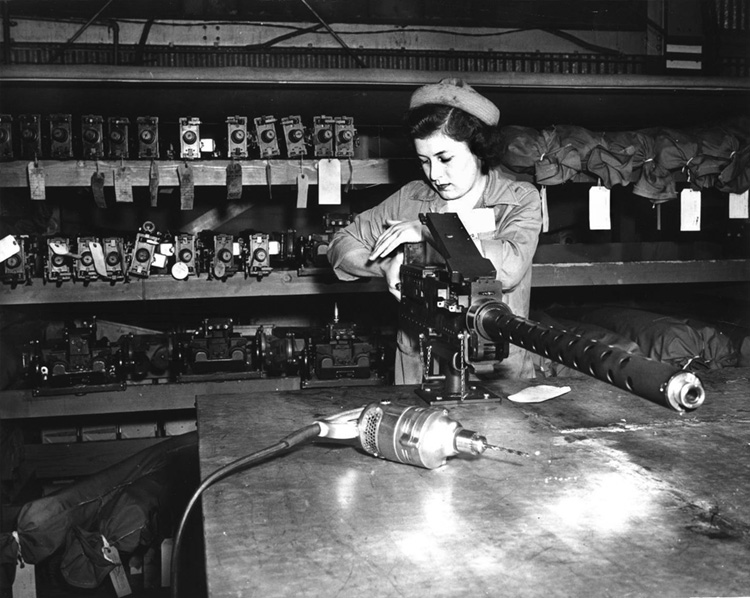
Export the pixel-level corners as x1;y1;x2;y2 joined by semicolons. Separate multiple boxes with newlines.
399;213;705;412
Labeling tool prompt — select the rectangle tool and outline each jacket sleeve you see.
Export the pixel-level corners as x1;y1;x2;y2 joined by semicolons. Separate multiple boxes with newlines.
480;183;542;291
327;183;418;281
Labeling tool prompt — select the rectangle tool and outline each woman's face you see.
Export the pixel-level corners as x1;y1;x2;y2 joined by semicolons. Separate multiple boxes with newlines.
414;131;483;201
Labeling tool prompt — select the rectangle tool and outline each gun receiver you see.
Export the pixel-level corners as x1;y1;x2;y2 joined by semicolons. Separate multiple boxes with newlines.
400;213;704;412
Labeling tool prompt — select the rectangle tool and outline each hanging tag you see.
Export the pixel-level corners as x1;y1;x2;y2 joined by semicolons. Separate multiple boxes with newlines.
149;161;160;207
13;561;36;598
226;161;243;201
265;161;273;200
160;538;173;587
12;533;37;598
540;186;549;233
102;542;132;597
159;243;175;257
91;171;107;208
729;191;749;219
151;253;168;269
0;235;20;263
89;241;108;277
319;159;342;205
177;163;195;210
680;188;701;231
114;166;134;203
588;184;611;230
27;162;46;201
49;240;73;256
458;207;495;236
296;173;309;209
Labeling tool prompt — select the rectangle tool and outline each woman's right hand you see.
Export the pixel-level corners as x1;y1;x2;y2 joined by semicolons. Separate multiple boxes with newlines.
381;250;404;300
368;219;424;261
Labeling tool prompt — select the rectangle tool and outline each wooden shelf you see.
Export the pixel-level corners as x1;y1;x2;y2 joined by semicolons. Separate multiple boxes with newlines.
1;259;747;306
0;158;404;188
0;376;301;420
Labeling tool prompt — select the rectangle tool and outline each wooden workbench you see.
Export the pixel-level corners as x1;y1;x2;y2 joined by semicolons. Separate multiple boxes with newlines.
196;368;750;598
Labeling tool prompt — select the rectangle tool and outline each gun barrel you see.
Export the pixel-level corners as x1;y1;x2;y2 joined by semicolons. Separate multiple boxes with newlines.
468;300;705;412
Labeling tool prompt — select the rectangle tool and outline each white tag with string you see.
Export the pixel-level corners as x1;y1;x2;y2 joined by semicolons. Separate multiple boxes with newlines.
0;235;20;263
589;184;611;230
102;536;132;597
296;172;309;208
729;191;749;219
318;159;342;205
508;385;571;403
88;241;108;277
540;185;549;232
12;532;36;598
27;162;46;201
49;240;77;257
680;188;701;231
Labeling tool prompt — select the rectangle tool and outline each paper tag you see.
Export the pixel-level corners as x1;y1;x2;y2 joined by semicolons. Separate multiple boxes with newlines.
13;561;37;598
729;191;749;219
457;207;495;236
159;243;175;256
151;253;167;268
49;240;71;256
178;163;195;210
161;538;173;587
91;171;107;208
318;159;341;205
507;385;571;403
540;186;549;233
0;235;20;263
149;161;160;207
27;162;46;200
680;188;701;231
102;543;132;597
114;167;134;203
296;173;309;209
589;185;611;230
89;241;108;276
226;161;243;201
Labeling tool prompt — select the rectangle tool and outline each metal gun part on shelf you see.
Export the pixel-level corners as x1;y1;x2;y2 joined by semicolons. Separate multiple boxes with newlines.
400;212;705;412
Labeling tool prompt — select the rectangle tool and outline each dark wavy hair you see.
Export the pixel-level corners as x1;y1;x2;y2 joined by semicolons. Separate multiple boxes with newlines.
404;104;503;174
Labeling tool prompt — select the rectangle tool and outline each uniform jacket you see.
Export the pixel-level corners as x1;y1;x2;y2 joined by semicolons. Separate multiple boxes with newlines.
328;168;543;383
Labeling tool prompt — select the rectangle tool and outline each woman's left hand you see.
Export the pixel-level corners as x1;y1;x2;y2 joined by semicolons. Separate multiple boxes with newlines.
368;219;424;261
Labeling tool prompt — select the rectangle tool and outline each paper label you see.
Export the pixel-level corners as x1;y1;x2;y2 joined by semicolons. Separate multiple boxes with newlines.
159;243;175;256
114;167;134;203
13;562;37;598
178;163;195;210
161;538;173;587
457;207;495;237
226;161;243;201
0;235;21;263
729;191;749;219
102;543;132;597
680;188;701;231
318;159;342;205
151;253;167;268
507;385;571;403
296;173;309;209
91;171;107;208
89;241;108;276
149;161;160;207
540;186;549;233
28;162;46;200
49;240;71;256
232;242;241;256
588;185;611;230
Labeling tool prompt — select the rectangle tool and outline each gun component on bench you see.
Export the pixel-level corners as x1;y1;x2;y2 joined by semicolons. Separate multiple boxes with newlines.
402;213;705;412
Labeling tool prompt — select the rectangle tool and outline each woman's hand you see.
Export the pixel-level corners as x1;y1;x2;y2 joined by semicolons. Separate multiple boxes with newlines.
368;219;425;261
381;250;404;300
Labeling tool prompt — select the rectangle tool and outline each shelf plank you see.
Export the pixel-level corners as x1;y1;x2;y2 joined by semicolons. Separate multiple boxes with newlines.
0;377;301;420
1;260;747;305
0;271;386;304
0;159;397;188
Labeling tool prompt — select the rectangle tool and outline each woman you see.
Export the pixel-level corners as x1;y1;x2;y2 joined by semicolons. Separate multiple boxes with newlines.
327;78;542;384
